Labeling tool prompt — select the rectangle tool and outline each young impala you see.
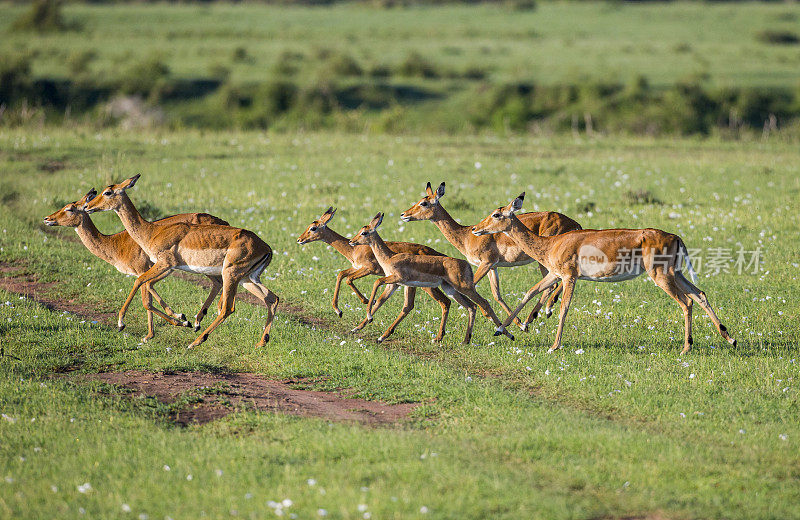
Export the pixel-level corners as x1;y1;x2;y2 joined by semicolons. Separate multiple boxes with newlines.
349;213;515;344
84;174;279;349
401;182;582;330
44;189;229;341
473;193;737;354
297;207;453;342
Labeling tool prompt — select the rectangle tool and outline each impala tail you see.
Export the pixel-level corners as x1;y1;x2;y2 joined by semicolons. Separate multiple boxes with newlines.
678;239;698;283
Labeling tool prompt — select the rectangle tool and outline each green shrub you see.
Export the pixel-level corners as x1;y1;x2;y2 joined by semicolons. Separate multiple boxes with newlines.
116;55;170;100
10;0;69;33
623;189;662;206
232;46;253;64
0;53;33;105
397;52;439;79
325;53;363;77
756;30;799;45
67;50;96;77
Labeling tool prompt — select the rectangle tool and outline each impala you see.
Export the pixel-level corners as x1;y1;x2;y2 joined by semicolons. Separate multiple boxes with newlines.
44;189;229;341
349;212;515;344
84;174;279;348
297;207;453;341
473;193;737;354
401;182;582;331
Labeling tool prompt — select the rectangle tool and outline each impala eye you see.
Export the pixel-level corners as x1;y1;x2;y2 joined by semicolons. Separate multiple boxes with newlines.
310;226;317;231
492;213;501;218
104;191;112;196
361;231;368;236
420;201;428;207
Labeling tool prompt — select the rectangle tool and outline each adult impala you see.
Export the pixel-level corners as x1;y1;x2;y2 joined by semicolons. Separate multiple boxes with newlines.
401;182;582;330
84;174;279;348
349;212;515;344
473;193;736;354
297;207;453;342
44;189;230;341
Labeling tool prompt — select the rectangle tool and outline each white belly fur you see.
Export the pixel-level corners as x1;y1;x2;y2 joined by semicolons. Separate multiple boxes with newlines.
401;280;440;288
177;265;224;276
579;271;644;283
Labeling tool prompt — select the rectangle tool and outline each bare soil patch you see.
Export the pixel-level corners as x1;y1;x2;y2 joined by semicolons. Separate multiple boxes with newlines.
0;263;116;324
84;370;418;426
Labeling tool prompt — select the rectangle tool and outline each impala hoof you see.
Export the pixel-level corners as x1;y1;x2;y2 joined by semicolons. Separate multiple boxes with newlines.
193;324;201;332
519;323;529;333
335;309;343;318
493;326;504;337
117;323;125;332
729;338;737;346
377;336;385;344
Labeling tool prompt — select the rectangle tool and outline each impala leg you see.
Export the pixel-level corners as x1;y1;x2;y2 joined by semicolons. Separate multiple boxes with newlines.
333;267;357;317
447;288;476;345
141;286;155;342
193;276;223;331
377;287;416;343
675;272;736;347
457;285;515;341
189;275;238;349
650;269;694;354
422;287;450;342
146;285;188;326
345;267;372;305
486;268;524;329
543;283;562;318
352;277;399;332
117;263;175;332
496;273;560;335
522;264;551;328
241;280;280;347
549;277;577;352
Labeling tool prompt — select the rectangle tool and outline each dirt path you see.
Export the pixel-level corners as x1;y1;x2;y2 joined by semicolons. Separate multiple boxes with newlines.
84;371;418;426
0;263;117;324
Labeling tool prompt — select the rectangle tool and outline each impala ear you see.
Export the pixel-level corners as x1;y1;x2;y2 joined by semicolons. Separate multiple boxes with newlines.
425;182;434;197
120;174;140;191
508;192;525;214
319;207;336;225
80;188;97;205
434;182;445;201
369;212;384;229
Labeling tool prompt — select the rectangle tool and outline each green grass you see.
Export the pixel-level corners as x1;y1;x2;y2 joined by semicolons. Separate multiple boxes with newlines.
2;1;800;88
1;127;799;518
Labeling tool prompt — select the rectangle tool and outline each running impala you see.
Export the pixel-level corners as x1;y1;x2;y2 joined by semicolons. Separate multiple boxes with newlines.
349;212;515;344
401;182;582;330
472;193;737;354
297;207;453;342
44;189;229;341
84;174;279;349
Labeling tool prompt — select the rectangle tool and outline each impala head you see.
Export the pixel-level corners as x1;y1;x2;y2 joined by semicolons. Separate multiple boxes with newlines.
472;193;525;236
400;182;445;222
349;212;383;247
43;189;97;227
297;207;336;245
84;174;140;213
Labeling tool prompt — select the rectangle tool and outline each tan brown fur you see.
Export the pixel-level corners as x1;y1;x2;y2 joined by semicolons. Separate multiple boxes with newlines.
297;207;453;341
44;190;229;341
84;175;279;349
473;193;736;354
401;182;582;330
350;213;515;344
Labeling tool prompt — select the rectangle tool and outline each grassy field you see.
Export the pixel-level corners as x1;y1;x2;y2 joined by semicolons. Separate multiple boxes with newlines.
0;126;798;518
2;1;799;88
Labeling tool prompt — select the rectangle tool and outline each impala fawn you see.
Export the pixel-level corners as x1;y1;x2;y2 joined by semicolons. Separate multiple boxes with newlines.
297;207;454;342
349;213;515;344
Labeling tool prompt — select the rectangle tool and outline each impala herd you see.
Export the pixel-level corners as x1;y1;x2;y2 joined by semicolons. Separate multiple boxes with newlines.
44;175;737;354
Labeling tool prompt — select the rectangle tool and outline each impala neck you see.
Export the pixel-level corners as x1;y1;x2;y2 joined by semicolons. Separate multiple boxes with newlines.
319;227;355;261
430;204;470;254
505;214;549;264
365;232;395;268
114;192;158;252
74;213;116;265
